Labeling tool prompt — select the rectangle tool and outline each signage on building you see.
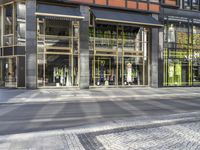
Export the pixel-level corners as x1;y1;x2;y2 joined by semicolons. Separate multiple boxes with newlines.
185;51;200;60
167;16;188;22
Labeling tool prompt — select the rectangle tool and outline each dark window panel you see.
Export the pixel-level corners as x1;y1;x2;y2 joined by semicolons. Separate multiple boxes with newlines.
14;46;25;55
3;47;13;56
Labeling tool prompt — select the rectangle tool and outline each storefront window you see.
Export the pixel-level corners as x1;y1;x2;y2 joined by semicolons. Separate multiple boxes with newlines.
37;19;79;87
164;17;200;86
89;23;149;87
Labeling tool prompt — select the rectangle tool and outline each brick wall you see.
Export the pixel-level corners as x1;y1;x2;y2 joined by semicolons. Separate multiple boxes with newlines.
67;0;160;13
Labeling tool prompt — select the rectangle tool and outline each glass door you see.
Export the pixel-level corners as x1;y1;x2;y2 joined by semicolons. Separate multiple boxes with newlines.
45;54;73;87
0;57;17;88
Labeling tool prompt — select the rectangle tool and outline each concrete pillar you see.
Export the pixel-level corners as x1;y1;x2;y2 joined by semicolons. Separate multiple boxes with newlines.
151;28;159;88
151;27;164;88
150;13;164;88
158;28;164;87
79;6;90;89
26;0;37;88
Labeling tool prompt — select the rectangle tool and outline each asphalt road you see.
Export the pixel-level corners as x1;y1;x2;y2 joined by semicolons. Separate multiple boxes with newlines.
0;95;200;135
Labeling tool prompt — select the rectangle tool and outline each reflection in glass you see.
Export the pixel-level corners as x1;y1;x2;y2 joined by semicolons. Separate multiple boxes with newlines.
94;56;117;86
184;0;191;10
16;3;26;46
192;0;199;10
45;54;73;87
164;18;200;86
89;23;149;86
167;59;189;86
4;4;13;46
193;50;200;85
37;19;80;87
0;57;16;87
124;57;144;85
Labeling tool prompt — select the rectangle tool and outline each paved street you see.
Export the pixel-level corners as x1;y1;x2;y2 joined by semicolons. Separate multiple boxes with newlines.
0;111;200;150
0;87;200;149
0;87;200;103
0;91;200;135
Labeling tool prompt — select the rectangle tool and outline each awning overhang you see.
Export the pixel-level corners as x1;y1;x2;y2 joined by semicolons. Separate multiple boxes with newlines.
35;4;84;20
91;9;163;27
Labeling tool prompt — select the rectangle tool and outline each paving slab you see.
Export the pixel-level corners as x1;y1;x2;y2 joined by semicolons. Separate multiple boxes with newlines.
0;111;200;150
0;87;200;104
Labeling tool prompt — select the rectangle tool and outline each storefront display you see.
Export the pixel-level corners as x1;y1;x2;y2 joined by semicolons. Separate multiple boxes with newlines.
126;62;132;83
37;19;80;87
89;23;148;87
168;24;175;43
164;16;200;86
94;57;116;86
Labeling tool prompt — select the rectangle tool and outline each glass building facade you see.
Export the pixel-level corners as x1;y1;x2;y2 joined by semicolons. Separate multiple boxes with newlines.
89;23;149;87
0;0;199;89
0;2;26;88
37;18;80;87
164;17;200;86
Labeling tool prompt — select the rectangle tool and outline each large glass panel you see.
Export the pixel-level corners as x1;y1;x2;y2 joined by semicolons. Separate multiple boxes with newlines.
184;0;191;10
37;18;79;87
192;0;199;10
16;3;26;46
89;22;149;87
163;17;200;87
45;54;72;87
167;59;189;86
91;24;118;86
0;57;16;87
45;20;71;49
94;56;117;86
192;50;200;86
95;24;117;52
124;57;144;85
123;27;148;86
3;4;13;46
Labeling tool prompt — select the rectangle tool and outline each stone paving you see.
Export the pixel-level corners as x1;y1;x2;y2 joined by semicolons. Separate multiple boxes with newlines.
96;122;200;150
1;111;200;150
0;87;200;103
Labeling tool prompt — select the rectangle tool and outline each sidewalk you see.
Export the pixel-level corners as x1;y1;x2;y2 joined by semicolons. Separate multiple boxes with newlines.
0;87;200;104
1;111;200;150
